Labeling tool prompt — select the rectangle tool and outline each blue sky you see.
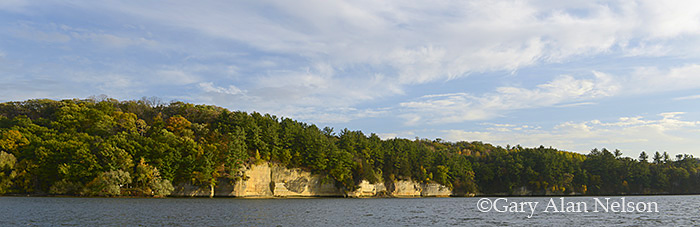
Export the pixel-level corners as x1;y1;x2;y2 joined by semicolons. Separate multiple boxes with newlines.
2;1;700;157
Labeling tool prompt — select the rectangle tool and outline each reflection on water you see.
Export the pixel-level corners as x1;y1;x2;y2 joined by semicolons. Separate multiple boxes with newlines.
0;195;697;226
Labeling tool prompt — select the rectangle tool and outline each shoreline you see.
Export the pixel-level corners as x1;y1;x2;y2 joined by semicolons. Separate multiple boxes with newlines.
2;193;698;199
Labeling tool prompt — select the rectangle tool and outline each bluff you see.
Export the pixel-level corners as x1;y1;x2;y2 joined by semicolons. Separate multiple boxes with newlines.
172;162;452;198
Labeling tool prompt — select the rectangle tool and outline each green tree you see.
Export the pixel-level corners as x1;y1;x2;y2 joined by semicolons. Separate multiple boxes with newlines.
133;158;173;197
653;151;662;164
0;151;17;193
83;170;132;196
639;151;648;162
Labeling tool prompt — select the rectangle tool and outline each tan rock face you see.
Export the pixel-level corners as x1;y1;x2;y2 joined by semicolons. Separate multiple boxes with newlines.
171;162;453;197
348;180;387;197
231;163;273;197
391;180;422;197
270;164;343;197
174;163;274;197
420;183;452;197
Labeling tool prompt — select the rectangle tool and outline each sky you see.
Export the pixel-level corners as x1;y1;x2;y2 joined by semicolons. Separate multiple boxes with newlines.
2;1;700;158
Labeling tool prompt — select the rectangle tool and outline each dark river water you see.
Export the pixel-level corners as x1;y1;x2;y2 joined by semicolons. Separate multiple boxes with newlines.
0;195;697;226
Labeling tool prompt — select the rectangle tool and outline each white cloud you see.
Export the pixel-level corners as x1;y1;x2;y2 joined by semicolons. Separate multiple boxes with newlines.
0;0;30;11
399;73;618;124
64;72;134;91
622;42;669;57
73;33;157;48
248;67;398;107
6;0;700;128
292;107;388;124
674;94;700;101
57;0;694;126
615;64;700;95
399;62;700;125
556;102;597;108
377;130;417;140
9;22;157;48
156;69;200;85
442;112;700;155
59;24;158;48
0;71;140;103
635;1;700;39
195;64;398;123
53;0;700;86
199;82;244;95
11;23;71;43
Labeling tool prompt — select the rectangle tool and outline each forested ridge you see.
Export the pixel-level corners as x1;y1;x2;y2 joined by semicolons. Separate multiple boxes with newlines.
0;98;699;197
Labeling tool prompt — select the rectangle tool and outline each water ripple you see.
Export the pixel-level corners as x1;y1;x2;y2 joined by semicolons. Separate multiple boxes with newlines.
0;195;696;226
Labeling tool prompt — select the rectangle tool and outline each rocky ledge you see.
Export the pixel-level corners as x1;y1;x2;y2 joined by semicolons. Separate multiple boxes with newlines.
172;162;452;198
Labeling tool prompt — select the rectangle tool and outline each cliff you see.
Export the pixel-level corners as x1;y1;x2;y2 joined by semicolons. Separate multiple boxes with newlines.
172;162;453;198
269;164;344;197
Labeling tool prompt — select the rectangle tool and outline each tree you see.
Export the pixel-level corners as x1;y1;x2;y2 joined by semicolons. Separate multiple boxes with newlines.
84;170;132;196
165;115;192;137
5;97;700;198
433;165;451;188
96;137;134;172
614;149;622;158
113;111;138;133
639;151;648;163
134;158;173;197
662;152;670;164
0;151;16;193
653;151;662;164
223;128;247;176
322;127;334;137
0;130;29;154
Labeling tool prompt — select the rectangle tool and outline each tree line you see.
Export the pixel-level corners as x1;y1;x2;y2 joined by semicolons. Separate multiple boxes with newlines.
0;98;698;196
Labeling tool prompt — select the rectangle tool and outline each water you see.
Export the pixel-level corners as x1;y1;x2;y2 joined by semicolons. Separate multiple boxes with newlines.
0;196;697;226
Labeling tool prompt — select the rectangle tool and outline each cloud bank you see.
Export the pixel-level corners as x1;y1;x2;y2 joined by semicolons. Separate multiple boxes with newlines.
3;1;700;155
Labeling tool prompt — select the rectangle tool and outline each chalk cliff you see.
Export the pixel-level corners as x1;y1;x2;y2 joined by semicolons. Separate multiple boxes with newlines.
420;182;452;197
226;163;273;197
270;164;344;197
347;180;387;197
172;162;453;197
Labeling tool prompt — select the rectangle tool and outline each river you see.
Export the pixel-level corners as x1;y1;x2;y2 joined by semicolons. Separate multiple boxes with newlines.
0;195;697;226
